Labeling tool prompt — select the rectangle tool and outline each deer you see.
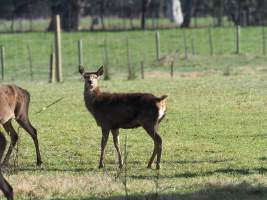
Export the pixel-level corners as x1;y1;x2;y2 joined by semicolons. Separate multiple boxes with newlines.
0;84;42;166
0;132;13;200
79;65;167;169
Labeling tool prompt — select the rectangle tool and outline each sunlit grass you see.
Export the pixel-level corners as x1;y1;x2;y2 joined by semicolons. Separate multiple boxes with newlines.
0;70;267;199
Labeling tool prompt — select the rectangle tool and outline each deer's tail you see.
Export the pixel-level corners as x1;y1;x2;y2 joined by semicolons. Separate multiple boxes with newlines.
156;95;168;102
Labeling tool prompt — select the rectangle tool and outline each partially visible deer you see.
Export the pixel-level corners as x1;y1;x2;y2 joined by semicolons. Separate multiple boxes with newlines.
0;132;13;200
79;65;167;169
0;85;42;166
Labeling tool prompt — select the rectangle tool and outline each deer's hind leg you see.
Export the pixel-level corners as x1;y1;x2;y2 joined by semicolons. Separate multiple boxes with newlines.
16;116;42;166
0;173;13;200
0;132;14;200
111;129;123;168
142;122;162;170
2;120;18;166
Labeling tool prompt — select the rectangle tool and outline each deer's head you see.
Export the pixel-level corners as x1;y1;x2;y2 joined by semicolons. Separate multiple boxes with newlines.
79;65;104;90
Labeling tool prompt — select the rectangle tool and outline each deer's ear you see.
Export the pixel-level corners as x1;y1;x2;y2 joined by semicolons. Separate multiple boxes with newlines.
79;65;85;75
96;65;104;77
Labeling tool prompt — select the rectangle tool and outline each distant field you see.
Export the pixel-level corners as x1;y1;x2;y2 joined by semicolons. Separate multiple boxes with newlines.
0;24;267;199
0;26;267;81
0;70;267;199
0;17;231;32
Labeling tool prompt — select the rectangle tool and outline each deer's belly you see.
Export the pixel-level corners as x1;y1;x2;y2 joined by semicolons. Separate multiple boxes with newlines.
112;120;141;129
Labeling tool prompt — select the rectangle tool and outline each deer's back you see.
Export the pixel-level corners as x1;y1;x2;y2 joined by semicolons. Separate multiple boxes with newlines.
0;85;30;124
87;92;160;129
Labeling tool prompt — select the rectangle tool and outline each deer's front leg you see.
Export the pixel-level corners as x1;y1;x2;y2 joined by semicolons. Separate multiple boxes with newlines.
99;127;110;168
111;129;123;168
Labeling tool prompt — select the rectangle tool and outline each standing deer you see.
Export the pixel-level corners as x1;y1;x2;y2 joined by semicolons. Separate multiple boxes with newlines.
79;66;167;169
0;84;42;166
0;132;13;200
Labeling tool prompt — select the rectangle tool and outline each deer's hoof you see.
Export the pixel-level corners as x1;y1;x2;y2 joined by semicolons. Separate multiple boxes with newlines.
156;164;161;170
1;160;11;167
37;160;43;166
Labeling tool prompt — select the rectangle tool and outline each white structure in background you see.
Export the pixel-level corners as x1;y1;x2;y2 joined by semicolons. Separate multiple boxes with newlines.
167;0;184;26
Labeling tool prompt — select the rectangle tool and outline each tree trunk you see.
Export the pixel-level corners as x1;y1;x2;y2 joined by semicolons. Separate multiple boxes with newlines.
141;0;151;30
215;0;224;26
100;0;106;30
167;0;183;26
181;0;194;28
47;0;82;31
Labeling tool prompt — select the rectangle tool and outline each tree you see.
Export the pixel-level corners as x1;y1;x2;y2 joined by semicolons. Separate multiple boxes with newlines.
141;0;151;29
48;0;84;31
181;0;194;27
225;0;267;26
167;0;184;26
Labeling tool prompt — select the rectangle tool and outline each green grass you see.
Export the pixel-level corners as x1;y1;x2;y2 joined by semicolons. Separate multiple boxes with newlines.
0;27;267;199
0;17;231;32
0;70;267;199
0;27;267;81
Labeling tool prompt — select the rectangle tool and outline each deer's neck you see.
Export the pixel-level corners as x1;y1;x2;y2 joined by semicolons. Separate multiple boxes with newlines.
84;85;101;112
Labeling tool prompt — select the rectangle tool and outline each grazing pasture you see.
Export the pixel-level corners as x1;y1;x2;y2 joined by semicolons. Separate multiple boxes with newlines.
0;27;267;81
0;28;267;199
1;70;267;199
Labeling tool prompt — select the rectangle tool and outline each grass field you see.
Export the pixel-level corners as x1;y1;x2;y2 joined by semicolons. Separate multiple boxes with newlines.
0;17;231;32
0;27;267;199
0;26;267;81
0;68;267;199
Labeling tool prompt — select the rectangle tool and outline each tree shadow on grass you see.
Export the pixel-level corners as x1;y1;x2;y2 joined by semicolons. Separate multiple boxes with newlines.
8;165;267;179
163;158;233;165
129;167;267;179
52;182;267;200
14;165;99;174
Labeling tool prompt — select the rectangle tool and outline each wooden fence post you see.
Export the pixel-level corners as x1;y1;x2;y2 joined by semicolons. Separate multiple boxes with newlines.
27;44;33;80
49;52;56;83
126;37;135;80
54;14;63;82
236;25;240;54
140;61;144;79
78;39;83;66
183;29;188;59
155;31;160;61
191;35;195;55
0;46;5;81
262;26;266;55
170;60;174;78
208;28;214;56
103;39;110;80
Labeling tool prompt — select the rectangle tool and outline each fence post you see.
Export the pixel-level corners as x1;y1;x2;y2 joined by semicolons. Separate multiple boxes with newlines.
208;28;214;56
191;34;195;55
78;39;83;66
262;26;266;55
54;14;63;82
126;37;135;80
140;61;144;79
49;53;56;83
155;31;160;61
236;25;240;54
27;44;33;80
123;133;129;199
103;39;110;80
183;29;188;59
170;60;174;78
0;46;5;81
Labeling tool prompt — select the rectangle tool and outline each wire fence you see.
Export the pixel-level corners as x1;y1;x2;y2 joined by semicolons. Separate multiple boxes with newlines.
0;25;267;82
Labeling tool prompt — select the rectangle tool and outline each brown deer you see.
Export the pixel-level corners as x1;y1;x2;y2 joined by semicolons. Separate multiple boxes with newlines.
0;84;42;166
79;66;167;169
0;132;13;200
